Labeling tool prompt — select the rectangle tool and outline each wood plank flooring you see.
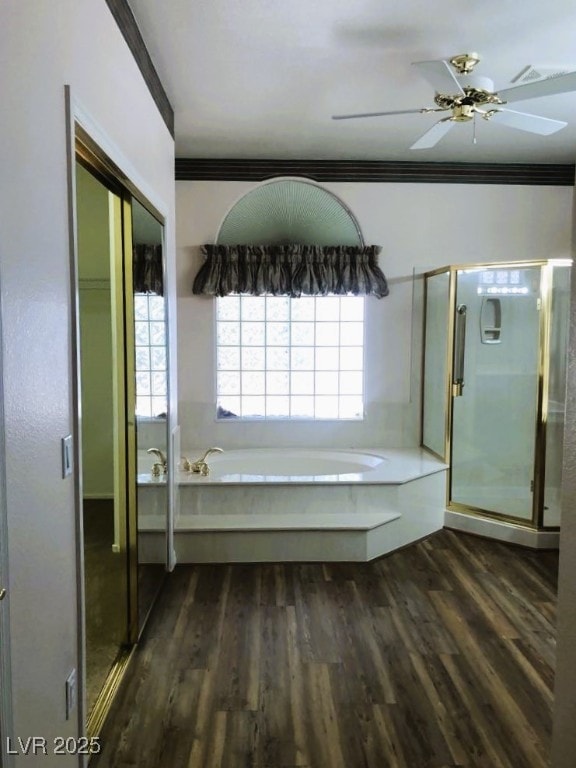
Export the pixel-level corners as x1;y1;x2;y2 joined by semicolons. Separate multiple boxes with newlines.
92;530;558;768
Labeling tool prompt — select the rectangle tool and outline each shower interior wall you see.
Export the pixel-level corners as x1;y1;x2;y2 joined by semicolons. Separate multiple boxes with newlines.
176;180;573;452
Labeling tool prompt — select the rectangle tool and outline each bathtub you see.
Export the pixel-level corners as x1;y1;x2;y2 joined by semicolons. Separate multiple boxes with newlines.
137;446;447;488
176;447;446;485
137;447;449;563
137;447;449;562
185;448;386;483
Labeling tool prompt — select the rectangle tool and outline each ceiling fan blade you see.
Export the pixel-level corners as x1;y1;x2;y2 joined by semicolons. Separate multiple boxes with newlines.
412;59;465;95
497;71;576;104
410;119;455;150
332;108;425;120
487;108;567;135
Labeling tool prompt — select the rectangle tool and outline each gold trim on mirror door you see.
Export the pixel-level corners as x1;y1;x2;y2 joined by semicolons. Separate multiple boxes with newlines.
123;195;139;645
74;129;142;740
86;648;133;740
76;125;164;223
109;192;128;563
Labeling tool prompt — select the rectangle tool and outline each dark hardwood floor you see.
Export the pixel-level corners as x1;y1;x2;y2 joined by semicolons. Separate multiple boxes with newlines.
92;529;558;768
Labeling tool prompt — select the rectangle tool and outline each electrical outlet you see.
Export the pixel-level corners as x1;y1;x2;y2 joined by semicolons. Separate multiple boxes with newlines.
65;668;77;719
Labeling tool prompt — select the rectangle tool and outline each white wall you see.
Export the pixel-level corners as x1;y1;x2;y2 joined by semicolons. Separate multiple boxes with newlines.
552;176;576;767
0;1;175;763
176;180;572;450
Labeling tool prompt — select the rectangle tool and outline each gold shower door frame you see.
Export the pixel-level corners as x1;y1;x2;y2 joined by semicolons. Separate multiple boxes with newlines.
422;259;562;532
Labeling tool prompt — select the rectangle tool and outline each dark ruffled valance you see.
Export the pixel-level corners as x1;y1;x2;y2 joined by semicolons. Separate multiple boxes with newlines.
133;244;163;296
192;244;389;298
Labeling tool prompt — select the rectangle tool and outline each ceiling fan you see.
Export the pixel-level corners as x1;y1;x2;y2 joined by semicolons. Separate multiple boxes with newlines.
332;53;576;149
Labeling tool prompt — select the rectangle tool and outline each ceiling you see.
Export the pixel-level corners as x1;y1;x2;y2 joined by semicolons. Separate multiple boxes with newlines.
127;0;576;163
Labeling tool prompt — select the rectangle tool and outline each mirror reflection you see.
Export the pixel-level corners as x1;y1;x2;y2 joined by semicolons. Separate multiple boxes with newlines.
131;198;167;633
76;162;130;720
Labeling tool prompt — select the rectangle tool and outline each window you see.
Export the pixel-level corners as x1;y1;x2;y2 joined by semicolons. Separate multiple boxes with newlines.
216;295;364;420
134;293;167;418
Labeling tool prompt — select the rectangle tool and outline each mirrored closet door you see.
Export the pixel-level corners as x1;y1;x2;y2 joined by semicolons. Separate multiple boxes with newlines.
74;131;172;737
76;161;132;725
131;198;168;634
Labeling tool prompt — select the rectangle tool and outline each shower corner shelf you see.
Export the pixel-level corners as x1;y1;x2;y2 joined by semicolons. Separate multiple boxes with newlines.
481;326;501;344
480;296;502;344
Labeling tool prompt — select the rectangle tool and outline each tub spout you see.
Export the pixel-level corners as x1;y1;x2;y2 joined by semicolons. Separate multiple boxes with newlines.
147;448;167;474
198;446;224;463
190;447;223;475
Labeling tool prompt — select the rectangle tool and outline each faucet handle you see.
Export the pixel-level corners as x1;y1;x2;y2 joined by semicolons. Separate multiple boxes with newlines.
180;456;192;472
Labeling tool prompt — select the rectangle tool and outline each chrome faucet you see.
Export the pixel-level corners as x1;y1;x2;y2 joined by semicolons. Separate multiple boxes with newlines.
147;447;167;476
188;447;223;475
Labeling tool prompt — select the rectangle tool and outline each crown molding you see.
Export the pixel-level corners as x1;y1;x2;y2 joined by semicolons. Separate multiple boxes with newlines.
175;158;575;185
105;0;174;137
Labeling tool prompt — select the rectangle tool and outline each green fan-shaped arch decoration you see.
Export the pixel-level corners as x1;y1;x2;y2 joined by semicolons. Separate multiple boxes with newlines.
216;179;363;246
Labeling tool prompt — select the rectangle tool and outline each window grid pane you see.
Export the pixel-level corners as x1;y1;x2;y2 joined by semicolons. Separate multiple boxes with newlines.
216;295;364;420
134;293;167;418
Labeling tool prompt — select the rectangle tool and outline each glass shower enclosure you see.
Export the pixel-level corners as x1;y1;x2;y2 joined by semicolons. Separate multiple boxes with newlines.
422;260;570;532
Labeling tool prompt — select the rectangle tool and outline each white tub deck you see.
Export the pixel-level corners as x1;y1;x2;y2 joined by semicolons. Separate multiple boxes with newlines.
138;448;448;563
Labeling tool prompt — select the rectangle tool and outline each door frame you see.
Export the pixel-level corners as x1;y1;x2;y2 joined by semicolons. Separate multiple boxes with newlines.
0;290;14;768
65;87;174;743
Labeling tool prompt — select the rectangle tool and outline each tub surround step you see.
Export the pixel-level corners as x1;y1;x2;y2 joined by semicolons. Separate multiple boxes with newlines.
182;511;401;531
139;510;404;564
139;514;167;531
139;511;400;533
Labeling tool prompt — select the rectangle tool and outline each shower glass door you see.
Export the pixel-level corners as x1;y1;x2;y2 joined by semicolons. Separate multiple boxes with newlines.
422;269;451;459
450;265;542;521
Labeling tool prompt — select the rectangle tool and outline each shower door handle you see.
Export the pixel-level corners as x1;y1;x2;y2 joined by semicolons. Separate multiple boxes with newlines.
453;304;467;396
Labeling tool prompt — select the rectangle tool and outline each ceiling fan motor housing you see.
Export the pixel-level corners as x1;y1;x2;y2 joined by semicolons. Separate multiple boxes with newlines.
451;104;475;122
434;74;503;115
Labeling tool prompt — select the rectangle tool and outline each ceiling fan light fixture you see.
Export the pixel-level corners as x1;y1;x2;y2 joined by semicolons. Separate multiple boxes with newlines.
450;52;481;74
456;74;495;93
452;104;476;122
